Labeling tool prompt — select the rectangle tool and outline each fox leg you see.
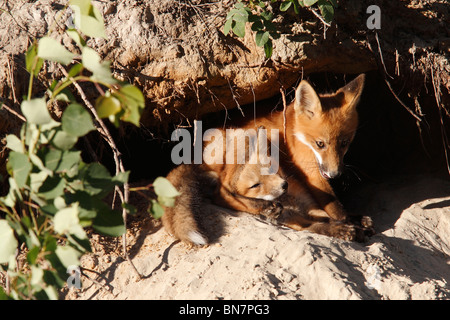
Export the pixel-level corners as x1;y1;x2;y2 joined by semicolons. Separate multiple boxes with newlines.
215;185;282;218
295;171;348;221
284;176;330;219
279;212;358;241
278;178;364;241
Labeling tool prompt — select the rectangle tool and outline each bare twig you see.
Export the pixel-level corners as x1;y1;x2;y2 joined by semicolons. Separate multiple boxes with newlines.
6;56;18;104
430;60;450;175
59;67;142;279
375;32;394;80
384;78;422;122
367;32;421;122
308;7;331;28
1;101;26;122
279;87;287;141
308;7;330;39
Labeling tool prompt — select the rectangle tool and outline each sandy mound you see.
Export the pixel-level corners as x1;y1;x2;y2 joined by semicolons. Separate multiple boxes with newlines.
67;174;449;300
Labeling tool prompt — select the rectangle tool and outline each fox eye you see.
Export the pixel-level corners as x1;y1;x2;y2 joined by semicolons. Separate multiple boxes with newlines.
316;141;325;149
250;183;261;189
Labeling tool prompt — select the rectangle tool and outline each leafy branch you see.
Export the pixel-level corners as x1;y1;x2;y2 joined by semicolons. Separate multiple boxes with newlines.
0;0;177;299
224;0;338;59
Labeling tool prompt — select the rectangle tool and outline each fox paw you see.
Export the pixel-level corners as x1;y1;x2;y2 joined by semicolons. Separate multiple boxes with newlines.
261;201;283;224
347;215;375;239
329;222;357;241
361;215;374;228
361;215;375;237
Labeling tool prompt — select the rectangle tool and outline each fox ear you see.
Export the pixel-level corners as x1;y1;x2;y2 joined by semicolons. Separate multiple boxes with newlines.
294;80;322;119
257;125;266;132
338;74;365;113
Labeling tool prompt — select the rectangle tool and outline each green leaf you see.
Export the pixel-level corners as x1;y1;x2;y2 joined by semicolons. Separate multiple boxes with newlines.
69;234;91;253
0;287;12;300
280;1;292;11
45;149;81;173
112;170;129;185
69;0;91;15
66;29;86;48
234;2;245;10
232;20;246;38
226;8;241;20
30;171;48;193
54;88;75;102
260;11;274;21
61;103;95;137
43;285;59;300
52;129;78;150
264;39;273;59
95;95;121;119
153;177;180;198
38;175;66;200
114;85;145;127
0;220;18;264
255;31;270;47
223;18;233;35
21;98;53;125
37;37;75;65
294;0;302;13
150;199;164;219
57;151;81;173
29;153;52;177
122;202;136;215
70;0;106;38
25;43;44;77
31;265;44;286
92;207;125;237
7;151;32;189
64;191;97;223
55;245;82;268
43;149;63;171
82;47;116;84
80;162;115;196
68;63;84;78
6;135;24;153
42;257;66;288
76;13;106;38
318;0;334;23
232;11;249;23
303;0;319;6
53;204;86;239
157;195;176;208
27;246;41;265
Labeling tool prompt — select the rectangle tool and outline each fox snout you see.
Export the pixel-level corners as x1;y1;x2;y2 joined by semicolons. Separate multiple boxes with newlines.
319;164;343;180
269;179;288;200
270;179;288;200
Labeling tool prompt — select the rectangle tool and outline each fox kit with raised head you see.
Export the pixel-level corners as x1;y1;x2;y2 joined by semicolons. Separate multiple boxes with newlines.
236;74;371;240
162;127;287;245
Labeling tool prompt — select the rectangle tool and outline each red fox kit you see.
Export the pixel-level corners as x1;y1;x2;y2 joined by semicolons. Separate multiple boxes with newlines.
235;74;373;240
162;127;287;245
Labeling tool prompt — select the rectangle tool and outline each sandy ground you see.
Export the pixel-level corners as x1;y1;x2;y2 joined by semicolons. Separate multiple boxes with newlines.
66;173;449;300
